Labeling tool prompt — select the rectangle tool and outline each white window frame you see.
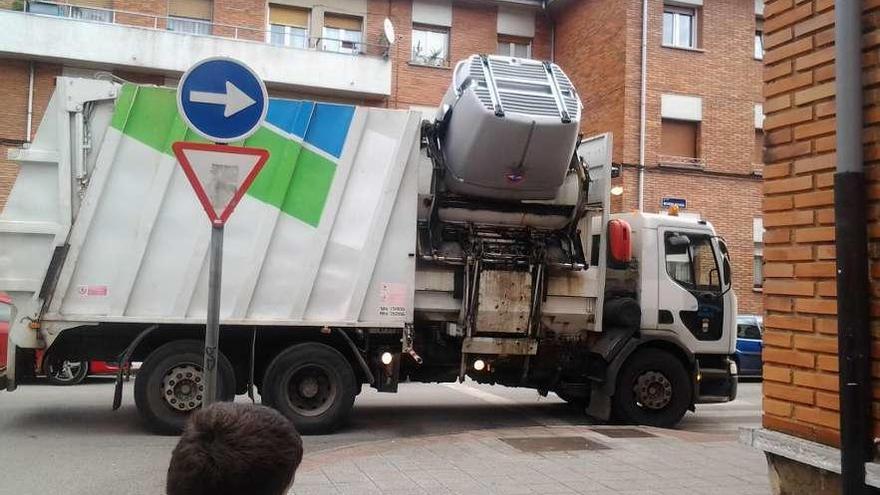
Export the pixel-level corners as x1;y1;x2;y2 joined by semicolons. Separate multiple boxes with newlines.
497;38;532;58
411;24;450;67
663;5;698;49
268;23;309;49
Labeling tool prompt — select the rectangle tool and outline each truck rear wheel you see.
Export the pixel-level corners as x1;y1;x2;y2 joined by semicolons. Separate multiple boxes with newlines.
261;343;357;435
612;348;691;428
134;340;235;435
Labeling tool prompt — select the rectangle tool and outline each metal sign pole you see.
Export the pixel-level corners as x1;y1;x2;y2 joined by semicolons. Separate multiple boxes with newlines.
203;222;224;405
174;57;269;408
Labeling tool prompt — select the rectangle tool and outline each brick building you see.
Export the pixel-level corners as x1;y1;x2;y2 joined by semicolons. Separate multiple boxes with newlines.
0;0;763;312
740;0;880;492
550;0;766;315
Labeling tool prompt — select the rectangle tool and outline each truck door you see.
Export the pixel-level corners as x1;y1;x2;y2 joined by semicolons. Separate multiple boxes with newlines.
657;230;727;349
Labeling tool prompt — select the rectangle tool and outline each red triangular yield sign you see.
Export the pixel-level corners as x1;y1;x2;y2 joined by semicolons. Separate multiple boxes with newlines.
172;142;269;225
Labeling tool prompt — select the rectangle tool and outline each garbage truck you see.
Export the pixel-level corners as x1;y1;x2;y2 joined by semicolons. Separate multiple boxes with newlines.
0;55;738;434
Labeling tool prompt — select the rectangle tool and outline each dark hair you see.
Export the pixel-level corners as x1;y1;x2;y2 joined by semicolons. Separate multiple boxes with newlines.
166;403;303;495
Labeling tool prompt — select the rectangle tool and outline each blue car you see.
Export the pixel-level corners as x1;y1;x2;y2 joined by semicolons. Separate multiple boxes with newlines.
736;315;763;377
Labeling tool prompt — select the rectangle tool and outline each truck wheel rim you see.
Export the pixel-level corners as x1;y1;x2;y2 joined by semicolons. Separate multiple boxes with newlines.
285;365;336;417
633;371;673;410
161;364;204;412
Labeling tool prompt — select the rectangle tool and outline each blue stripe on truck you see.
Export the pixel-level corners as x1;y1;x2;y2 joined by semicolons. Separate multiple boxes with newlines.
266;99;355;158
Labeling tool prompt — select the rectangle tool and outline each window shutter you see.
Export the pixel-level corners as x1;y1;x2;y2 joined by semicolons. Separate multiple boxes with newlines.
71;0;113;8
169;0;212;20
269;5;309;27
324;13;362;31
660;120;698;158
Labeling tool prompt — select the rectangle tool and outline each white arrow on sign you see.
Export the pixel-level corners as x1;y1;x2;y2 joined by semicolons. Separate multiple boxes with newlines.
189;81;256;118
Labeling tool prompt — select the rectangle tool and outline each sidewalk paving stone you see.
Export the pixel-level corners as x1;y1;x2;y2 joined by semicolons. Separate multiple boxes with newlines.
292;424;769;495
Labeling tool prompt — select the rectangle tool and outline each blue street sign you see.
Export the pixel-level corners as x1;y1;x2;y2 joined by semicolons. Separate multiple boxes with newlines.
661;197;687;209
177;57;268;143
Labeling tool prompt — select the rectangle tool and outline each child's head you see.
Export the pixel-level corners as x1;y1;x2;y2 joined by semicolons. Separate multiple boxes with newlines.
167;403;303;495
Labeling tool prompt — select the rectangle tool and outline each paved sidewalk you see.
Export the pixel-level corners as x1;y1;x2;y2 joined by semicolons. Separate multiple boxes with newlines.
291;424;770;495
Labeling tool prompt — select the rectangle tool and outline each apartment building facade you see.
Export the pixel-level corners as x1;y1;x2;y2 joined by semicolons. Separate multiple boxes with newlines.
0;0;764;313
551;0;766;315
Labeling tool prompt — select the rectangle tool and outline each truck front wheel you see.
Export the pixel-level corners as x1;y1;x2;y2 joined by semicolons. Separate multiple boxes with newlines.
261;343;357;435
612;349;691;428
134;340;236;435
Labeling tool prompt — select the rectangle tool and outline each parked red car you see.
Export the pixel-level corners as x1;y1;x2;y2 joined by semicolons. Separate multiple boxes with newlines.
38;349;121;385
0;292;121;386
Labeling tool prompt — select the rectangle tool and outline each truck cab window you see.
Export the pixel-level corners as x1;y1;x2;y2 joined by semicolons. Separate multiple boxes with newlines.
664;233;720;292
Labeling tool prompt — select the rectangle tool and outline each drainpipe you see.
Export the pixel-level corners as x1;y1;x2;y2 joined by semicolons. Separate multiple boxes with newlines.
637;0;648;211
26;62;34;142
834;1;871;494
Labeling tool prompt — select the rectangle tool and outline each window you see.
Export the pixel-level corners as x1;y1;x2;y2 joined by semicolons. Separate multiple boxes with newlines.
168;16;211;34
755;19;764;59
268;4;309;48
28;1;112;22
663;5;697;49
322;14;363;54
754;130;764;164
753;218;764;289
753;251;763;288
660;119;699;159
665;233;721;292
28;2;62;15
168;0;212;35
497;35;532;58
411;24;450;67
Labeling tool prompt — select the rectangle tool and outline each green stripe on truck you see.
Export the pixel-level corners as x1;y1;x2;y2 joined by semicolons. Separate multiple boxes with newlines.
110;83;336;227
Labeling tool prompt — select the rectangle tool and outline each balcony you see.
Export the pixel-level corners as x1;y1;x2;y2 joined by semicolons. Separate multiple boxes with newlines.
0;3;392;99
657;155;706;171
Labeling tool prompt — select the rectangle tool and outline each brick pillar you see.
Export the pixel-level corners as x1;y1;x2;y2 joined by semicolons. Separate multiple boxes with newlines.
761;0;842;449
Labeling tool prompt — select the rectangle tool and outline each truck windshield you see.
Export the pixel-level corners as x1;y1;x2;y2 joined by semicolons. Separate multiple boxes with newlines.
664;232;721;293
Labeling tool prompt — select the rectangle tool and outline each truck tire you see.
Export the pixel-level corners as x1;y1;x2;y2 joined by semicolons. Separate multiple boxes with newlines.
45;357;89;386
134;340;235;435
261;342;357;435
612;348;691;428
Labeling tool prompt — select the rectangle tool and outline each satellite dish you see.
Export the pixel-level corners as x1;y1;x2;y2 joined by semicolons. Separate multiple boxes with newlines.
383;18;396;45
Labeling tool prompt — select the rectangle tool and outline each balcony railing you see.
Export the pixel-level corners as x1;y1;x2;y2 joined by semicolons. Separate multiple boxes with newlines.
21;1;391;57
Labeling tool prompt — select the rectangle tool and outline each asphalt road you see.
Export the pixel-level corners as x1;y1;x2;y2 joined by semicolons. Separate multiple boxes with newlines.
0;378;761;494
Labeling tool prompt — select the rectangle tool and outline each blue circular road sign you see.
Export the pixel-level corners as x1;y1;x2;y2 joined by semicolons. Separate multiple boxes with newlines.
177;57;268;143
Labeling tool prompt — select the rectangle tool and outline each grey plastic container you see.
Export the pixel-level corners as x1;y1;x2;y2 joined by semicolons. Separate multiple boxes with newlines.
438;55;582;201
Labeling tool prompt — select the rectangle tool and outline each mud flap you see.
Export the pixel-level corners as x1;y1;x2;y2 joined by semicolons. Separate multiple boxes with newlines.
113;325;158;410
586;382;612;421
